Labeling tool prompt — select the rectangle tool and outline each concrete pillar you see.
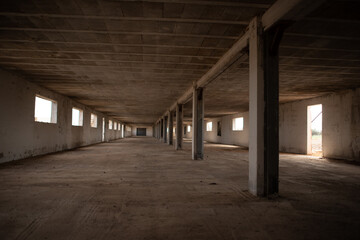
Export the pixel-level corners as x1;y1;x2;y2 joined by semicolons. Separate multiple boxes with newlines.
163;116;167;143
120;124;123;138
168;111;173;145
160;119;163;141
156;122;159;139
154;123;156;138
248;17;282;197
158;122;161;139
192;87;204;160
123;124;126;138
175;104;183;150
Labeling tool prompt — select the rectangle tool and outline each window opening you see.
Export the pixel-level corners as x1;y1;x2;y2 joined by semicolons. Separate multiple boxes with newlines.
72;107;83;126
34;95;57;123
232;117;244;131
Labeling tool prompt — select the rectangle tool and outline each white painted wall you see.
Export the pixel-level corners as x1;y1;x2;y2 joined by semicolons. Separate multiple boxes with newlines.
0;69;122;163
125;126;132;137
279;88;360;161
131;125;153;137
104;119;123;141
204;113;249;147
203;89;359;161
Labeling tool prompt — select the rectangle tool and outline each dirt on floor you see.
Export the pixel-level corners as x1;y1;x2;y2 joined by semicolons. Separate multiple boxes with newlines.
0;137;360;240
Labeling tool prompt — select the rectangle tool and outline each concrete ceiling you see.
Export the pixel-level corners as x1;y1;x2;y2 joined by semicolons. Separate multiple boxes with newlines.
0;0;359;124
186;0;360;120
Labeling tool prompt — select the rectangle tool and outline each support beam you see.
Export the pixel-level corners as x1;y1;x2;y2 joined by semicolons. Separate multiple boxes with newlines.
248;17;265;196
157;122;160;139
192;87;204;160
175;104;184;150
160;119;164;141
263;24;284;196
262;0;326;30
168;111;173;145
163;116;167;143
248;17;285;197
160;0;324;120
156;122;158;139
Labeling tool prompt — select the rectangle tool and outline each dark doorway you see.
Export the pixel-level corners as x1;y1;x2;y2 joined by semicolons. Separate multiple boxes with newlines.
217;121;222;136
137;128;147;136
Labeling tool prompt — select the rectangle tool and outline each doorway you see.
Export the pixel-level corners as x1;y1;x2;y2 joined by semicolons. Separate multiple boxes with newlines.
307;104;322;156
137;128;147;136
102;117;105;142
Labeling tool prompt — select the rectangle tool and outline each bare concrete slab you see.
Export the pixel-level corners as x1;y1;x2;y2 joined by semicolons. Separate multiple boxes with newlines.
0;138;360;239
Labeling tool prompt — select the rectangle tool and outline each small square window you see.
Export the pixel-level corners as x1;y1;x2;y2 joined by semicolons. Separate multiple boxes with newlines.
206;122;212;131
72;107;83;126
34;95;57;124
90;113;97;128
109;120;113;130
232;117;244;131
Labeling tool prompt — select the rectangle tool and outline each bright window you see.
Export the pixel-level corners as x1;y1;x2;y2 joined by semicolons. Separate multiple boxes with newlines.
34;95;57;123
232;117;244;131
109;120;113;130
72;108;83;126
114;121;117;130
187;125;191;132
90;113;97;128
118;123;121;131
206;122;212;131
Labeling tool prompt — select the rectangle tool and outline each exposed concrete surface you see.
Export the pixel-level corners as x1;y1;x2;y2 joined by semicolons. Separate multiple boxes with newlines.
1;1;359;123
1;138;360;239
279;88;360;161
130;125;153;137
205;113;249;147
0;69;122;163
202;88;360;161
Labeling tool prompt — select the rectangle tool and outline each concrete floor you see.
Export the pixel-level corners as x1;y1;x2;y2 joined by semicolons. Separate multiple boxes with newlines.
0;138;359;240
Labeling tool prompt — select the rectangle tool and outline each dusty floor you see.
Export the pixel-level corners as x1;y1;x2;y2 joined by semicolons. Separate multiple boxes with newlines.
0;137;359;240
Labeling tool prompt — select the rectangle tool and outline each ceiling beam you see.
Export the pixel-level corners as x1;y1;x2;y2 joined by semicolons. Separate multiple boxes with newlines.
262;0;326;30
0;27;239;40
0;60;213;67
285;32;360;41
116;0;271;8
157;0;326;122
281;45;360;53
163;30;249;118
0;49;222;59
0;12;249;25
17;66;209;73
18;70;204;77
305;17;360;25
0;40;229;50
280;56;360;62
